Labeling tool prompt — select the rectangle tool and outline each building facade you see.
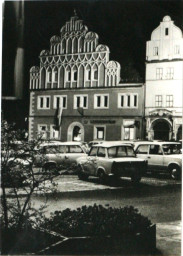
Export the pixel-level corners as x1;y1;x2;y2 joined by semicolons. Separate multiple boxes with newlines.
145;16;183;141
29;12;145;142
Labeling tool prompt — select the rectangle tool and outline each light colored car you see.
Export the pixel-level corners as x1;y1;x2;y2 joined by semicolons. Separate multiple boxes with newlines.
35;141;87;170
134;141;182;180
76;142;147;183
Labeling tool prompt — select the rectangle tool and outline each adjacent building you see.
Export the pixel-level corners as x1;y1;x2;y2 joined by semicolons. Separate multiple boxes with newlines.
29;13;182;142
29;11;145;142
145;16;183;141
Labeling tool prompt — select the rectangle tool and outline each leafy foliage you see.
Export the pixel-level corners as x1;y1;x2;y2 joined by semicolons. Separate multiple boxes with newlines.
1;120;59;230
43;204;151;237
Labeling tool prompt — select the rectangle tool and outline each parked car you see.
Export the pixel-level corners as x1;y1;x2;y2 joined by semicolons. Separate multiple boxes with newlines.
35;141;87;170
88;140;104;148
76;142;147;183
134;141;182;180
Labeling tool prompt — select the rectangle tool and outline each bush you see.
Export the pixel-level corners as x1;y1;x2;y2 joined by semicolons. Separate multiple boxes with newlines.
43;204;151;237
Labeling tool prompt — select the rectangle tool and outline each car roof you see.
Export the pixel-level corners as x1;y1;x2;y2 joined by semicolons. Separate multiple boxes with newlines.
92;142;133;148
40;141;83;147
134;141;181;146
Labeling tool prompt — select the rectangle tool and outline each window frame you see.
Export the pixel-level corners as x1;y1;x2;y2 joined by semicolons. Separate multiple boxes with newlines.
37;124;48;139
53;95;67;109
153;47;159;56
94;94;109;109
118;93;138;108
50;125;59;139
94;125;106;140
74;95;88;109
155;95;162;107
156;68;163;79
166;95;173;107
37;96;51;109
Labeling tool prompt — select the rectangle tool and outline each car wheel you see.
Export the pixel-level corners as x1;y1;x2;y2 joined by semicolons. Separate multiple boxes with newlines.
170;166;181;180
131;174;141;183
77;166;89;181
98;170;107;183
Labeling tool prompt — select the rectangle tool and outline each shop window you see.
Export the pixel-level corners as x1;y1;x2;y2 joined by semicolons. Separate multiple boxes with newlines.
50;125;59;139
38;125;47;139
94;126;105;140
124;127;135;140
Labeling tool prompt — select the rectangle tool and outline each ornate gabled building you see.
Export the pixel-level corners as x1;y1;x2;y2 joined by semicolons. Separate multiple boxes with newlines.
28;11;145;142
145;16;183;141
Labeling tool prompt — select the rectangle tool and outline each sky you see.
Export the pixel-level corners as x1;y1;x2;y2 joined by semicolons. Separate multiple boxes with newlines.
2;0;183;121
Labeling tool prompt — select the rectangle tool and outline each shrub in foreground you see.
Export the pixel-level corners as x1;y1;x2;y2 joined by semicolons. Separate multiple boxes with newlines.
43;204;152;237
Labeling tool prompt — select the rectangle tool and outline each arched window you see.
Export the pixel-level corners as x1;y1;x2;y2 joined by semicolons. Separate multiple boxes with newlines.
73;38;78;53
62;39;66;54
86;65;91;81
72;66;78;82
93;64;98;80
46;67;52;88
53;67;58;83
40;68;46;89
65;66;71;82
67;38;72;53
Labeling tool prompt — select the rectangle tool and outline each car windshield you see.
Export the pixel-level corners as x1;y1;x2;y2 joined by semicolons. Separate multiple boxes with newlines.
162;144;182;155
107;146;136;158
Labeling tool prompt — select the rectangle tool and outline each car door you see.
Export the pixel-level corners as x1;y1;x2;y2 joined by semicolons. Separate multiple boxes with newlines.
82;146;98;175
148;144;164;171
46;145;67;165
64;145;86;165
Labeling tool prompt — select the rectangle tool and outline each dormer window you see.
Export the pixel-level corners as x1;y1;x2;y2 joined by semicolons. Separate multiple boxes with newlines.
165;28;169;36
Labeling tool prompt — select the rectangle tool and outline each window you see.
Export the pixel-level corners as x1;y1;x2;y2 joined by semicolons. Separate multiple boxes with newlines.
38;96;50;109
66;70;71;81
107;146;135;158
74;95;88;109
94;94;109;108
50;125;59;139
153;47;158;56
120;95;124;107
174;45;180;54
86;68;91;81
69;145;84;153
98;147;106;157
118;94;138;108
166;67;174;79
53;96;67;109
136;145;149;154
53;70;58;82
47;71;52;82
166;95;173;107
155;95;162;107
134;95;137;107
156;68;163;79
94;126;106;140
124;127;135;140
89;147;98;156
165;28;169;36
149;145;162;155
38;125;47;139
73;71;78;81
93;69;98;80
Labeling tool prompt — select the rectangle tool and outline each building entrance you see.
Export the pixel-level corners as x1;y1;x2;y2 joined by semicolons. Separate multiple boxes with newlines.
153;119;170;141
67;122;84;141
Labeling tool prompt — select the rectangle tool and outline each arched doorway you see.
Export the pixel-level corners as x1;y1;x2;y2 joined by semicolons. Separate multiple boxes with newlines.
67;122;84;141
153;119;171;141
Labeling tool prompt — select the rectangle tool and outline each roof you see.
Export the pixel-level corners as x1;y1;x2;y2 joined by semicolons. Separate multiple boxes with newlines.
40;141;84;147
93;142;133;148
134;141;181;146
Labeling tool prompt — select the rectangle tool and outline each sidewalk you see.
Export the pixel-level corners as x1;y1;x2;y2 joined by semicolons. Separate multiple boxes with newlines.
156;221;181;256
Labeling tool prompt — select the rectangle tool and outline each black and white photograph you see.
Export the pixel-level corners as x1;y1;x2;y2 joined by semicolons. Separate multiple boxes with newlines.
1;0;182;255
